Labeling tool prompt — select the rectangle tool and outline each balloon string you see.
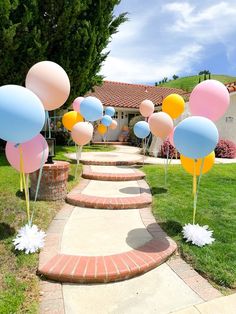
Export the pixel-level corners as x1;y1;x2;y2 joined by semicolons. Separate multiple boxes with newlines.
20;172;23;192
30;139;46;225
193;157;205;224
19;145;30;224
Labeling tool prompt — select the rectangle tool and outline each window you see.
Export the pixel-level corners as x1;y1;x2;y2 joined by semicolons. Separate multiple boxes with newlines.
114;112;118;119
121;112;124;119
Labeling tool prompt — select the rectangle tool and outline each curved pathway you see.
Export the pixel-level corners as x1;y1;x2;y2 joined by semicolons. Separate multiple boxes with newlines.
39;155;222;314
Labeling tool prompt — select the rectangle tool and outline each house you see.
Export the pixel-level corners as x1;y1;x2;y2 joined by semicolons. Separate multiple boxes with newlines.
86;81;188;142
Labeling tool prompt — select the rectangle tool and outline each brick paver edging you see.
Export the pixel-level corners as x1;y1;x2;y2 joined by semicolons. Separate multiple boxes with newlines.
66;178;152;209
82;165;146;181
80;159;142;166
38;237;176;284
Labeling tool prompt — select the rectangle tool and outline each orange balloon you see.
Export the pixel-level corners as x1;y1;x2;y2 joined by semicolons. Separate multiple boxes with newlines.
71;122;93;146
97;124;107;135
109;120;117;130
162;94;185;119
140;100;154;117
26;61;70;111
62;111;83;131
180;151;215;176
148;112;173;139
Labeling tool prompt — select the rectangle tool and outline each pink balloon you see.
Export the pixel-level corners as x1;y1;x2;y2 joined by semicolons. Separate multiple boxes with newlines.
109;120;118;130
6;134;49;174
72;97;84;112
26;61;70;111
189;80;230;121
149;112;173;139
140;100;154;117
71;122;94;146
168;127;175;147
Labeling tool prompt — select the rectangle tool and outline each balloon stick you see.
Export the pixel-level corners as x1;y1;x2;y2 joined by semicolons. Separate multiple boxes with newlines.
75;145;82;179
30;140;46;225
164;143;169;187
192;158;205;224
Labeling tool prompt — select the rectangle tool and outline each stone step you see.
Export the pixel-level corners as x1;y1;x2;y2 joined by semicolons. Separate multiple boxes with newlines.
82;165;145;181
38;238;177;284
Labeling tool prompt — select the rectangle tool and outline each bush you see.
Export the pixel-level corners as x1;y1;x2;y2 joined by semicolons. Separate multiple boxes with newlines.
42;131;71;146
215;139;236;159
159;139;180;159
129;115;144;147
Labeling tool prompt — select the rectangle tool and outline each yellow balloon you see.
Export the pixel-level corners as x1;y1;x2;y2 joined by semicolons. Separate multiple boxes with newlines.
162;94;185;119
180;151;215;176
97;124;107;135
62;111;83;131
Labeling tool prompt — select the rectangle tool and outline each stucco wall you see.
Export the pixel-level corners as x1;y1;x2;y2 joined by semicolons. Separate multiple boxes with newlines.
215;93;236;143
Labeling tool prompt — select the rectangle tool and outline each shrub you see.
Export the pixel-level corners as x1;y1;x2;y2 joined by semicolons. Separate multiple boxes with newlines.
159;139;180;159
129;115;144;147
215;139;236;159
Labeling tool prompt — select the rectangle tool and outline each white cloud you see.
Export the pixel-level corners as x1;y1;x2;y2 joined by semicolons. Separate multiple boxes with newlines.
102;44;203;83
101;1;236;83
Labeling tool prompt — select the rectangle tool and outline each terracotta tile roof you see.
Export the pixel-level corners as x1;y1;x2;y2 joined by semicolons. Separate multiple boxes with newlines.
85;81;188;109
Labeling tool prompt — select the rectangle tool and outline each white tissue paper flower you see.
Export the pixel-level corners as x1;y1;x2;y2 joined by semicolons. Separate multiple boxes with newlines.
182;223;215;247
13;224;46;254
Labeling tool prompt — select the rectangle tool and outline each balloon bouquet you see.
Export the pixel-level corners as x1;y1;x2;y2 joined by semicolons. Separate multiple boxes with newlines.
134;100;154;163
134;95;185;181
62;96;117;177
100;106;117;142
0;61;70;253
174;80;230;247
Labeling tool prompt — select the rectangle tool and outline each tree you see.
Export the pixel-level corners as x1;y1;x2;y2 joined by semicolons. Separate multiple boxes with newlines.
0;0;127;104
173;74;179;80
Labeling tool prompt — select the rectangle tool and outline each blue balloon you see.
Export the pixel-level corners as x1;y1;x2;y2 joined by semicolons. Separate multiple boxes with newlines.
105;106;115;117
0;85;45;143
134;121;150;139
101;115;112;127
80;96;103;122
174;116;219;159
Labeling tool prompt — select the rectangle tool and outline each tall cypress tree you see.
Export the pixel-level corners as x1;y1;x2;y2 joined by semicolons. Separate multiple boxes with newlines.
0;0;126;104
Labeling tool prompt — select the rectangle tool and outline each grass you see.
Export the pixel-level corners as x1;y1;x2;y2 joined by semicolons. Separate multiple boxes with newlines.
159;74;236;92
55;143;115;161
142;164;236;292
0;147;83;313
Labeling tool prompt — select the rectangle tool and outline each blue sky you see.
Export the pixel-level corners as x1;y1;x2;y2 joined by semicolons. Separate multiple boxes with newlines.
101;0;236;84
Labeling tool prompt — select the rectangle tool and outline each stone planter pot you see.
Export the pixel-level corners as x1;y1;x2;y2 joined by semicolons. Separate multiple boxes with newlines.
30;161;70;201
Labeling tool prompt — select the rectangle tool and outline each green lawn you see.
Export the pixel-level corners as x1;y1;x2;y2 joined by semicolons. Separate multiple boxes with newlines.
0;149;82;313
142;164;236;291
55;144;115;161
159;74;236;92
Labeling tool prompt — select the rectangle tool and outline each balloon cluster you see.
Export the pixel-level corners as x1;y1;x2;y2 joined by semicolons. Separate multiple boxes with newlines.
0;61;70;174
0;61;71;253
62;97;117;145
174;80;229;176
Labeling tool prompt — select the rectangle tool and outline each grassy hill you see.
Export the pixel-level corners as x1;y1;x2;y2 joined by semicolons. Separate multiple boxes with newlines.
159;74;236;92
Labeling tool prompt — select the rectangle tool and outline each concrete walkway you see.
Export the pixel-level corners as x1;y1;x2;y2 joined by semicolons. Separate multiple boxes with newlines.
66;144;236;165
39;158;230;314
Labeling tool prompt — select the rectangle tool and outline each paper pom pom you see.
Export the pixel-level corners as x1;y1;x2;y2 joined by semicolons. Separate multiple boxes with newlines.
13;224;46;254
182;223;215;247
